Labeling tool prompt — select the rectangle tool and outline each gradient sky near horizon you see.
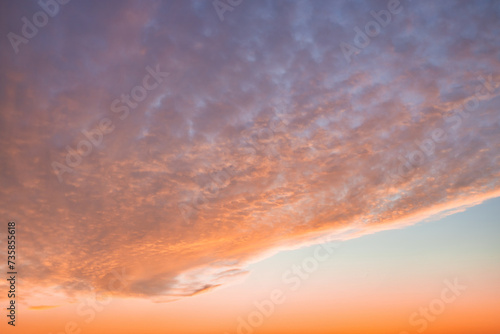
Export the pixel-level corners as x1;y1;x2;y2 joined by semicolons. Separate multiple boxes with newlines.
0;0;499;333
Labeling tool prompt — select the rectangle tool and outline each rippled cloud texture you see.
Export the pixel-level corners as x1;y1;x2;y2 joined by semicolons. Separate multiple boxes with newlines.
0;0;499;306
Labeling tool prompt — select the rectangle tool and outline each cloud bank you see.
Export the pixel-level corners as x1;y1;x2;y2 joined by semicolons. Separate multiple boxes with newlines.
0;0;499;304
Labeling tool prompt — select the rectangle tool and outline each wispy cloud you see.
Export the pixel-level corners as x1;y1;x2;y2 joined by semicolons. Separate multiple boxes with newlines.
28;305;60;310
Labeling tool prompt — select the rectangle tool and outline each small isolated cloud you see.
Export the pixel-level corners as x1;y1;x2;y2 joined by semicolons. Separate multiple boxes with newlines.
28;305;60;311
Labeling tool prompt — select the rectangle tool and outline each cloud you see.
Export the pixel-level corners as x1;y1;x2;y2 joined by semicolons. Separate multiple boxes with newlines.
28;305;60;311
0;0;499;304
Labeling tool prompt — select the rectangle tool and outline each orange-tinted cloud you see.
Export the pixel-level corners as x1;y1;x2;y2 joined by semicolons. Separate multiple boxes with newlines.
28;305;60;310
0;0;499;308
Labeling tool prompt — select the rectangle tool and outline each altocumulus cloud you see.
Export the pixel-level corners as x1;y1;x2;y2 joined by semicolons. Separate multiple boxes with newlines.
0;0;499;304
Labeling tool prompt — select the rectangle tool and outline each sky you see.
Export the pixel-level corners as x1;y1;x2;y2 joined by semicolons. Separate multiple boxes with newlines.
0;0;499;333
